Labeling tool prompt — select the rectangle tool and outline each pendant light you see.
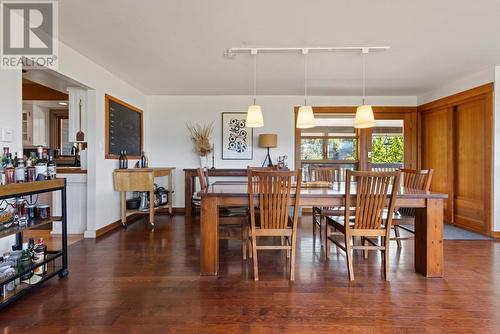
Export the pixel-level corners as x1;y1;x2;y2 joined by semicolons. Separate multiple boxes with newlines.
354;49;375;128
246;51;264;127
296;50;315;128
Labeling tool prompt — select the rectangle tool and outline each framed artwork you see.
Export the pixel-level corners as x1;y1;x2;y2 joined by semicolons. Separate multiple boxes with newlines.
221;112;253;160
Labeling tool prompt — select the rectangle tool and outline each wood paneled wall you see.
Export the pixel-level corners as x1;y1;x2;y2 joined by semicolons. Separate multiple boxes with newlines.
418;83;493;235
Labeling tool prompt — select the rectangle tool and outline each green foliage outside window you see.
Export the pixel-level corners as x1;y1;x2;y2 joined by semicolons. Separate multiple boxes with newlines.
301;139;323;160
372;136;404;163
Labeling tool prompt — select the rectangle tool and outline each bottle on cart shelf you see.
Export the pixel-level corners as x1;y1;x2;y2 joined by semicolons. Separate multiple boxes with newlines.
4;153;15;184
26;153;36;182
33;238;47;276
12;152;18;168
47;150;56;180
124;150;128;169
15;152;25;183
18;250;33;281
35;149;47;181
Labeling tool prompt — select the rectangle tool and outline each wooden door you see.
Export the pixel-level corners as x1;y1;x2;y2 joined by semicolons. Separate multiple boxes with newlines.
453;98;492;233
420;107;454;223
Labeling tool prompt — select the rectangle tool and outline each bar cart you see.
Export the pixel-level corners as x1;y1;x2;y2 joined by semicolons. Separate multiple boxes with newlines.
0;179;68;309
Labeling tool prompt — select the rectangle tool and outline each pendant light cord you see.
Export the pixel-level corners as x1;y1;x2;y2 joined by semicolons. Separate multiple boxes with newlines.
253;54;257;105
362;52;366;105
304;53;308;106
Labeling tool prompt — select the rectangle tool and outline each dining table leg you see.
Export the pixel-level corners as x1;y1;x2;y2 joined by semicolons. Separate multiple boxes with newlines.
200;196;218;275
414;198;444;277
184;172;193;217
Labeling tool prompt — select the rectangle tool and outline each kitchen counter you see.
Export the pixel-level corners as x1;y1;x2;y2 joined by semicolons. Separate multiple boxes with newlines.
57;167;87;174
52;172;87;235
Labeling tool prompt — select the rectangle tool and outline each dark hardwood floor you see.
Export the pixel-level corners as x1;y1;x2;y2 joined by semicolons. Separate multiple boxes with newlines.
1;214;499;333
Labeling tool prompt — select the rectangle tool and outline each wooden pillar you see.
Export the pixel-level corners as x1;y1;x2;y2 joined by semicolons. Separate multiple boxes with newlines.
357;128;372;171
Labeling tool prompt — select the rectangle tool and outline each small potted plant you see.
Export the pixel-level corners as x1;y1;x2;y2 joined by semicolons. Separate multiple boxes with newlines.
186;122;213;168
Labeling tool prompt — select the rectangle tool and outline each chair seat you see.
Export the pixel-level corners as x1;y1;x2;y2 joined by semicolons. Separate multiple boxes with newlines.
326;216;387;234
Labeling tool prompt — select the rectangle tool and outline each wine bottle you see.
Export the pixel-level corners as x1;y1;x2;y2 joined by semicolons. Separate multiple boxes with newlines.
47;150;56;180
123;150;128;169
15;151;25;183
140;151;147;168
118;150;125;169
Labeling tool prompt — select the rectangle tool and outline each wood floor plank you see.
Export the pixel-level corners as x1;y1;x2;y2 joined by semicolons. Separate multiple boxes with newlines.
0;215;498;333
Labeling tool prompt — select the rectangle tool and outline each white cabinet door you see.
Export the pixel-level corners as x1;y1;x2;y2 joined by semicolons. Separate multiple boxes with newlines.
32;105;48;146
67;87;87;143
22;110;33;146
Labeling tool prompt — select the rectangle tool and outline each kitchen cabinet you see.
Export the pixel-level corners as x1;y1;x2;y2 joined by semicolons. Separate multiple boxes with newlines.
22;104;49;147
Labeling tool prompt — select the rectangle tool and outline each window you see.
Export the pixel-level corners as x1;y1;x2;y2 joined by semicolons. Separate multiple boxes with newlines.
299;115;359;180
371;120;404;167
327;138;357;160
300;116;358;162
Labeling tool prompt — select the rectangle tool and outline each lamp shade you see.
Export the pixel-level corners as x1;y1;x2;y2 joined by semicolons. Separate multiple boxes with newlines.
246;104;264;127
259;134;277;148
296;105;315;128
354;105;375;128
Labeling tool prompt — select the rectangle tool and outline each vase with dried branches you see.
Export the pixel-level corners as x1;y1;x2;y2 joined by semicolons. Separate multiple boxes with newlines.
186;122;213;167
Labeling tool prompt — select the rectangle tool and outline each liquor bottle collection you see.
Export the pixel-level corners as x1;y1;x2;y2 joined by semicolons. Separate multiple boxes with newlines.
0;237;49;296
0;146;57;186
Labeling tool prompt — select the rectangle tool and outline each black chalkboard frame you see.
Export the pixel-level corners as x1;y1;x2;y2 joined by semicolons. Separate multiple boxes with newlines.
105;94;143;159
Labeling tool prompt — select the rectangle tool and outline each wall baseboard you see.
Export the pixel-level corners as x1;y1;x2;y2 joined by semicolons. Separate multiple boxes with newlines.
156;207;185;215
95;214;142;238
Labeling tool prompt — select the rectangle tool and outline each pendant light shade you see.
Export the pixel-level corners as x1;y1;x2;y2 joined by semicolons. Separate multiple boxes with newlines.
297;106;315;128
354;50;375;129
247;52;264;128
354;105;375;128
246;104;264;127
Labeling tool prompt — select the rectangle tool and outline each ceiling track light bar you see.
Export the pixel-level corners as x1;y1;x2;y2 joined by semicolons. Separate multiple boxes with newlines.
224;46;390;57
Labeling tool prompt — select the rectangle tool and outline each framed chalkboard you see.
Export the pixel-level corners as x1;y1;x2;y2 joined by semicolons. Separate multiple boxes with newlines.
105;94;143;159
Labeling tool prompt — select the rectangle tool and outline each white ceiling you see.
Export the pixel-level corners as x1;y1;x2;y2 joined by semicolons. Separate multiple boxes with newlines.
59;0;500;96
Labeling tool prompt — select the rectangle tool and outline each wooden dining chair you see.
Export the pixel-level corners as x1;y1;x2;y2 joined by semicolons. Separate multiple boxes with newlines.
391;168;434;247
197;167;249;259
311;166;342;250
325;170;400;281
247;169;302;281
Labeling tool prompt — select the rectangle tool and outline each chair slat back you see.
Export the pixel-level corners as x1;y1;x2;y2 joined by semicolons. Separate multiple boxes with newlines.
248;170;302;230
398;168;434;216
197;167;209;193
400;168;433;190
311;166;341;183
345;170;400;231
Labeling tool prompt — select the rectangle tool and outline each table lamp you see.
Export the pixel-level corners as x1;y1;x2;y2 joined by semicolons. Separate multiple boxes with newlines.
259;134;278;167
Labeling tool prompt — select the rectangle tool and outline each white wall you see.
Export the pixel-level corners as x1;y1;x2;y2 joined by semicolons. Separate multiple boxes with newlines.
54;42;147;237
146;95;417;208
0;70;22;152
0;70;22;252
494;66;500;231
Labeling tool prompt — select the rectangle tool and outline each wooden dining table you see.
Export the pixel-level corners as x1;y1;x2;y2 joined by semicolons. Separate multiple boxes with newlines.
200;181;448;278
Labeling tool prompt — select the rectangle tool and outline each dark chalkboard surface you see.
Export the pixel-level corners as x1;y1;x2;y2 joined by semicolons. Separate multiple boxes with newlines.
105;94;143;159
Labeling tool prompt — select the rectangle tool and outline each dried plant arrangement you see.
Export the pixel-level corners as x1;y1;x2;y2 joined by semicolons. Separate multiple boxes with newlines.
186;122;214;157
